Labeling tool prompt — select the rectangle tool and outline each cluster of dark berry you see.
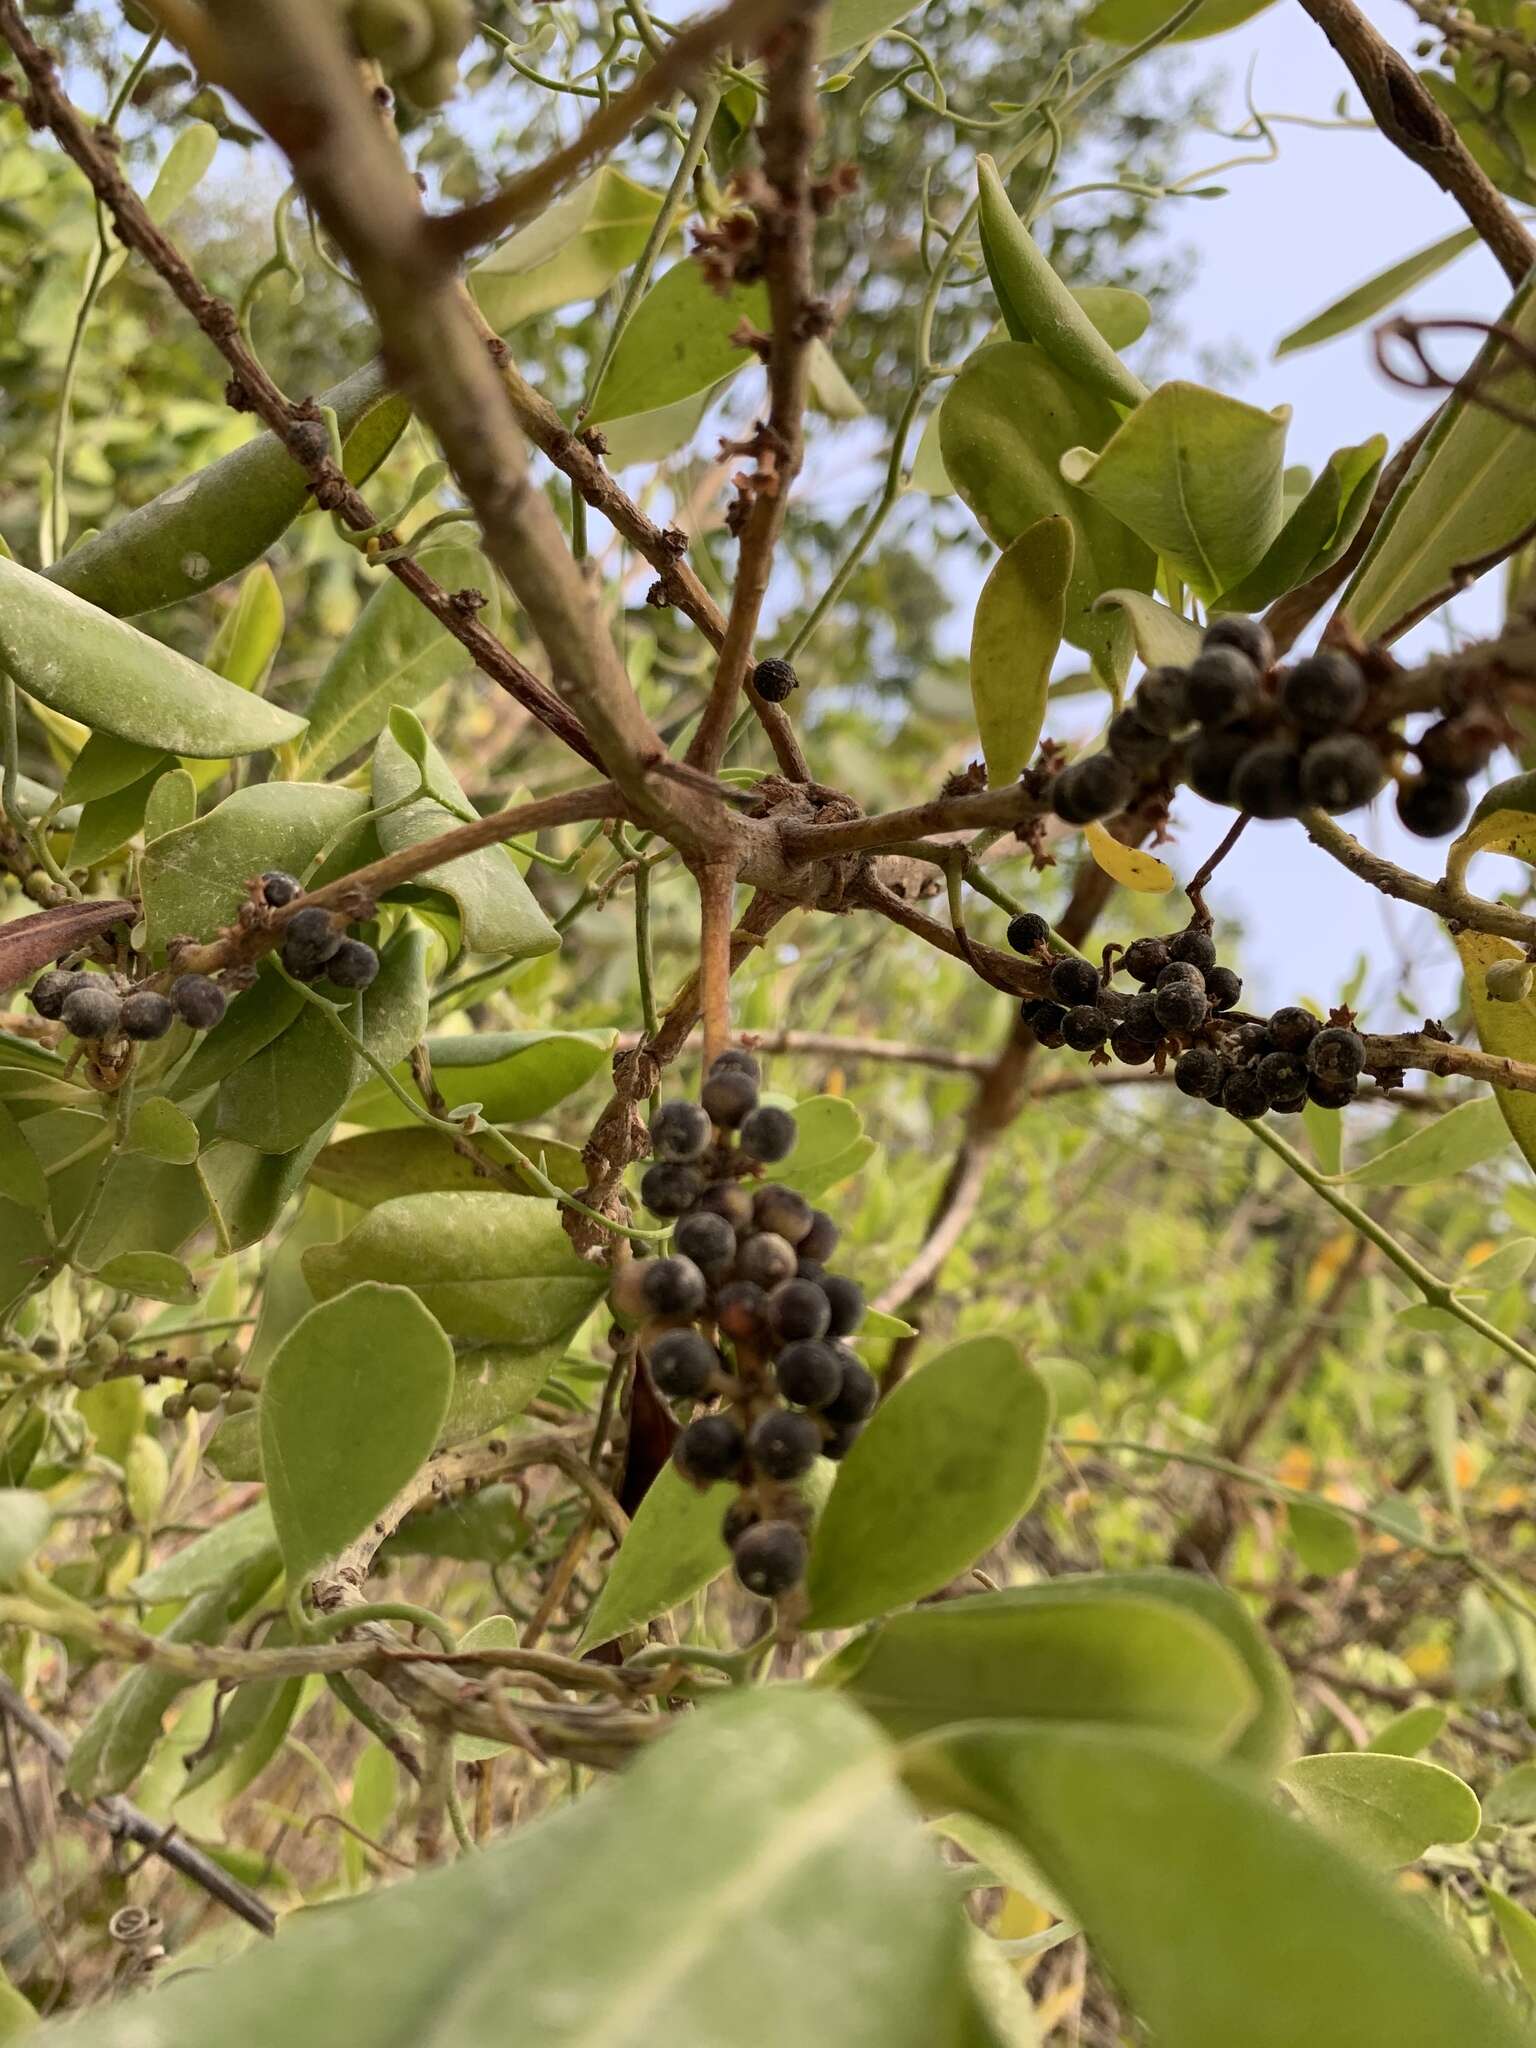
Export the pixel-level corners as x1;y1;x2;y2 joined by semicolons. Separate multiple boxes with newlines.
266;872;379;990
610;1051;872;1603
30;964;226;1043
1047;615;1494;838
1011;913;1370;1119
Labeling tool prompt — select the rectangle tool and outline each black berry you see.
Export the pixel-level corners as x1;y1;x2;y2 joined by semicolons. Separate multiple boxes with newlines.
701;1067;759;1127
722;1496;760;1549
1396;774;1471;839
732;1518;807;1597
753;657;798;703
710;1049;762;1083
325;939;379;990
1307;1026;1366;1087
1186;728;1252;805
1061;1005;1109;1051
1107;708;1170;766
748;1409;821;1481
170;973;226;1031
1051;752;1131;825
1168;928;1217;972
1134;665;1192;735
820;1273;864;1337
823;1420;864;1461
648;1329;717;1400
1231;740;1303;820
641;1255;707;1317
1186;646;1260;725
736;1233;798;1290
775;1338;843;1408
740;1105;798;1164
674;1209;737;1278
1174;1046;1226;1100
1300;734;1385;813
753;1185;813;1244
651;1099;712;1162
1111;1028;1158;1065
1006;912;1051;955
1154;980;1208;1034
824;1353;879;1426
1226;1021;1273;1063
119;990;174;1041
800;1209;840;1264
1269;1006;1320;1053
639;1162;703;1217
260;870;303;907
1050;956;1101;1007
1024;1002;1067;1047
1157;961;1205;990
1123;990;1161;1041
1256;1049;1309;1104
1278;650;1366;732
767;1278;832;1344
700;1182;755;1231
1307;1073;1358;1109
1417;715;1494;779
1122;936;1171;985
674;1414;745;1486
280;906;342;977
1205;965;1242;1012
1221;1067;1269;1120
716;1281;769;1344
28;968;85;1020
60;983;120;1040
1202;615;1274;671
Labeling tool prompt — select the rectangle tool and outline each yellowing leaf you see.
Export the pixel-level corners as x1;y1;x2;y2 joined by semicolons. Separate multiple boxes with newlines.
1452;928;1536;1173
1083;821;1174;893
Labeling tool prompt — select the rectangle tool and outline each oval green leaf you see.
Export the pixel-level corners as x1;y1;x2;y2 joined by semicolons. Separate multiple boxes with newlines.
1095;588;1202;670
589;264;769;425
1083;0;1278;39
1275;229;1479;359
969;516;1071;786
1214;433;1387;612
0;1489;51;1583
1343;1094;1510;1188
94;1251;199;1304
129;1502;278;1603
1280;1752;1481;1866
344;1029;615;1130
579;1462;731;1651
1368;1704;1447;1758
308;1125;584;1207
469;167;663;333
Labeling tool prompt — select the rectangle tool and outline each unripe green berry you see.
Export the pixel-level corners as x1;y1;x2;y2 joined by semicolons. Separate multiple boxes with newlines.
1486;959;1534;1003
107;1313;138;1342
86;1334;119;1369
190;1382;223;1413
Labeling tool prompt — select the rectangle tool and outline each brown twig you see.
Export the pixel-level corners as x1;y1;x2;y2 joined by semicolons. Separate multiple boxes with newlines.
695;860;740;1066
1301;806;1536;946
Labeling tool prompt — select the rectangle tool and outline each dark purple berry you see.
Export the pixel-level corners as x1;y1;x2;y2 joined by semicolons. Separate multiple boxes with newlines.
820;1274;864;1337
1186;728;1252;805
740;1105;797;1164
673;1414;745;1486
700;1182;755;1231
1205;966;1242;1012
1168;927;1218;972
28;969;85;1020
1307;1026;1366;1087
325;939;379;990
1307;1073;1358;1109
1417;715;1494;780
119;990;174;1041
1122;936;1171;985
1202;615;1274;671
1050;956;1101;1007
753;657;798;704
60;983;120;1040
753;1184;814;1244
1154;980;1209;1034
1396;775;1471;839
710;1048;762;1083
639;1161;703;1217
280;906;342;976
1123;990;1161;1041
1006;912;1051;955
648;1329;718;1400
1107;708;1170;766
767;1278;831;1344
1186;646;1260;726
823;1420;865;1461
731;1518;807;1597
747;1409;821;1482
1221;1067;1269;1120
1174;1046;1226;1100
1226;1021;1274;1064
1278;650;1366;732
1231;741;1303;821
800;1209;840;1264
717;1281;769;1344
1134;666;1192;735
260;870;302;907
1025;1002;1067;1047
1269;1007;1320;1053
775;1339;842;1408
701;1067;759;1127
1051;752;1132;825
651;1099;712;1162
1157;961;1206;990
1110;1029;1158;1065
1300;734;1385;813
641;1255;707;1318
824;1354;878;1426
1063;1005;1110;1051
1256;1049;1309;1104
722;1496;760;1549
170;973;226;1030
673;1209;736;1279
736;1233;798;1290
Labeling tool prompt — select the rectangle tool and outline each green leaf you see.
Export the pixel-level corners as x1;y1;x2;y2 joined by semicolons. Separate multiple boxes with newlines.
1455;1583;1516;1695
1280;1753;1481;1866
941;342;1156;672
143;766;197;841
823;1578;1259;1751
48;361;406;618
260;1282;453;1586
912;1724;1527;2048
0;1963;35;2040
599;378;736;469
0;1490;50;1583
95;1251;198;1304
1457;1237;1536;1293
207;563;284;691
345;1029;615;1130
804;1335;1050;1630
386;1488;529;1567
438;1341;568;1448
1060;382;1290;602
806;339;865;420
1305;1096;1344;1176
589;264;769;425
129;1503;277;1602
969;517;1071;786
141;781;373;957
60;730;165;805
1368;1704;1447;1757
1093;588;1202;669
308;1125;585;1206
1343;268;1536;639
1451;929;1536;1173
772;1095;875;1199
1214;434;1387;611
455;1616;529;1762
0;1104;45;1212
0;556;305;757
469;167;663;333
1485;1763;1536;1825
69;763;169;866
1082;0;1278;40
142;121;218;225
976;158;1146;408
302;1191;608;1347
579;1462;733;1649
1286;1499;1361;1576
371;724;559;959
125;1095;201;1166
824;0;929;57
198;1133;329;1256
1486;1889;1536;1998
1275;230;1479;358
1071;286;1151;351
55;1690;980;2048
1343;1095;1510;1187
294;543;500;778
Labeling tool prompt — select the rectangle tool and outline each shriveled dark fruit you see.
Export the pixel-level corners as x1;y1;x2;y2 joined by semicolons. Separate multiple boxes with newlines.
119;990;174;1041
1107;708;1169;766
674;1414;745;1486
754;1184;814;1244
700;1182;755;1231
1006;912;1051;954
60;983;121;1040
820;1273;865;1337
1157;960;1205;990
823;1420;865;1461
1122;936;1170;985
1133;665;1192;735
1307;1025;1366;1086
1027;1003;1068;1047
748;1409;822;1481
1307;1073;1358;1109
29;968;85;1019
1123;990;1161;1041
1278;649;1366;732
1221;1067;1269;1120
325;939;379;990
1186;727;1253;805
1186;646;1261;726
710;1048;762;1083
701;1066;759;1127
740;1105;798;1164
716;1282;769;1344
1060;1005;1108;1051
648;1329;718;1400
639;1161;703;1217
1110;1029;1158;1065
260;870;303;907
800;1209;840;1264
1396;774;1471;839
775;1338;843;1408
721;1496;761;1549
736;1232;798;1290
1416;715;1495;780
753;657;798;703
1205;966;1242;1012
281;906;342;976
1225;1021;1274;1063
641;1256;707;1318
1299;734;1385;813
1256;1049;1309;1104
1050;956;1101;1007
1154;980;1208;1034
825;1354;879;1426
732;1519;808;1597
767;1278;832;1344
1231;740;1303;821
170;973;226;1030
1168;927;1218;972
673;1209;737;1279
1269;1006;1321;1053
1202;614;1274;671
1174;1046;1227;1100
1051;751;1132;825
651;1099;712;1162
